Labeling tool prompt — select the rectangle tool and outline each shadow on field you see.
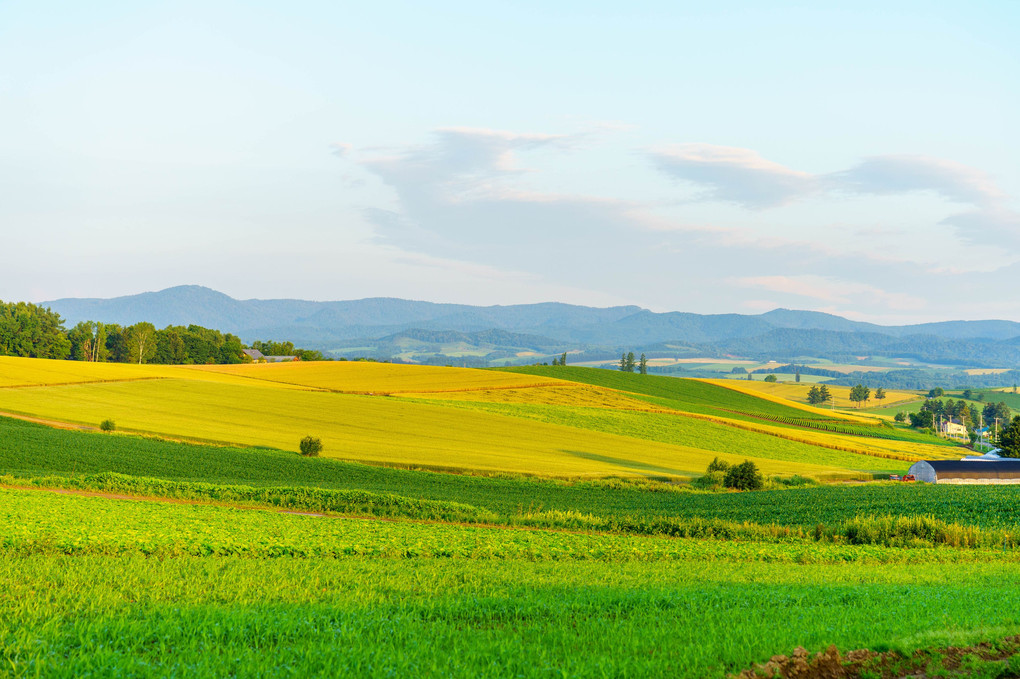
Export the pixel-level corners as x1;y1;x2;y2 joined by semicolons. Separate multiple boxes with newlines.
562;450;689;477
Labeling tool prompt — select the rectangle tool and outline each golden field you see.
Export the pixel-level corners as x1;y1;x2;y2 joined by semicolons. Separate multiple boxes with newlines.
708;379;917;411
0;357;953;479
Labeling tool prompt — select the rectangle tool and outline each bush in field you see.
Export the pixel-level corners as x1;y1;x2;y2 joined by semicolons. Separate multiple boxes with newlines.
99;419;116;432
691;471;725;490
299;436;323;457
705;456;731;473
723;460;763;491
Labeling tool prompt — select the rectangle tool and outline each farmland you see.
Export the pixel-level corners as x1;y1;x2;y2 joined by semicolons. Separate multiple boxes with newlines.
6;488;1020;677
0;358;956;480
3;355;1011;677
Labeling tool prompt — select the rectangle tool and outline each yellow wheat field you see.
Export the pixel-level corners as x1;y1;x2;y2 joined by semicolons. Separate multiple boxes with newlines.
191;360;568;393
704;379;916;414
0;376;851;479
400;384;660;410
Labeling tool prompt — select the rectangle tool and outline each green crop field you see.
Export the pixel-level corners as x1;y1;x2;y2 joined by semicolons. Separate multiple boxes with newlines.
2;357;1007;677
5;489;1020;677
3;413;1014;532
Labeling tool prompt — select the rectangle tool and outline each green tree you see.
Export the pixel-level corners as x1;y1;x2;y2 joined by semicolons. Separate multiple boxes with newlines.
794;368;801;383
299;436;323;457
723;460;763;491
763;374;777;383
806;385;822;404
560;352;567;366
68;321;108;362
894;411;906;423
998;416;1020;458
706;456;731;473
126;322;157;364
104;325;130;363
909;410;935;429
927;387;945;399
639;353;648;375
619;352;635;373
0;301;71;359
874;387;886;403
849;384;871;407
153;328;186;364
818;385;832;404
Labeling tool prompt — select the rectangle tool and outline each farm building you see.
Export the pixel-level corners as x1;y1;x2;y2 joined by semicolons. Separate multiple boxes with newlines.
907;459;1020;484
938;418;968;441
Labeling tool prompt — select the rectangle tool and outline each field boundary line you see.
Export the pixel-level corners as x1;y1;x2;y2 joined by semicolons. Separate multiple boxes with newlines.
0;376;170;390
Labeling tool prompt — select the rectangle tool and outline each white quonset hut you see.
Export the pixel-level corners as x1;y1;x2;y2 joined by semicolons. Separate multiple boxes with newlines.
907;460;1020;484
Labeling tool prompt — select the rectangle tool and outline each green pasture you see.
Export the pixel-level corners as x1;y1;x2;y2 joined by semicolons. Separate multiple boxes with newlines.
5;490;1020;677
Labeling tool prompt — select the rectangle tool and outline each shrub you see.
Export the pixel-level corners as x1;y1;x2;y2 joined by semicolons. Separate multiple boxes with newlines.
705;456;731;473
894;412;906;423
299;436;323;457
691;471;725;490
99;419;116;432
723;460;763;491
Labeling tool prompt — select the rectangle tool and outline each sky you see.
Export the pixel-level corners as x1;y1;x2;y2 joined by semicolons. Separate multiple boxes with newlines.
2;1;1018;324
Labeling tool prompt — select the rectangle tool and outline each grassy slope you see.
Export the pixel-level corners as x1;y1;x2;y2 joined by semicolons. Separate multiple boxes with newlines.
497;366;955;446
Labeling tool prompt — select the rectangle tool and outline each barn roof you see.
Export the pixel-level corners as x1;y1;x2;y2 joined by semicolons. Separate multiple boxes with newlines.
924;459;1020;479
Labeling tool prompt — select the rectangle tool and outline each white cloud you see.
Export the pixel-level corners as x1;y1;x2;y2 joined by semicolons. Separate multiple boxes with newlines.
650;144;818;209
829;155;1003;206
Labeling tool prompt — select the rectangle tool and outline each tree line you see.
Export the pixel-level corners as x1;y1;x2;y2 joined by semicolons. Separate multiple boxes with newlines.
0;300;323;365
619;352;648;374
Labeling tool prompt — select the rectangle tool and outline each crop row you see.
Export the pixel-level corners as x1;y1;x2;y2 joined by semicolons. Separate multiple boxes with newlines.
6;487;1020;562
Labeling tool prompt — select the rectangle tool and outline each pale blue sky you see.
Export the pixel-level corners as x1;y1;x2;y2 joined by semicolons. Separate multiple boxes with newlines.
2;1;1017;322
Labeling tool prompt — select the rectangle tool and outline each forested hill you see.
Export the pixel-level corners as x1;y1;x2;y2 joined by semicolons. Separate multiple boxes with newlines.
43;285;1020;348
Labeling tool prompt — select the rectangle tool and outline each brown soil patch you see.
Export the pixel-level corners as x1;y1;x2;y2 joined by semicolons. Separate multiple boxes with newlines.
733;636;1020;678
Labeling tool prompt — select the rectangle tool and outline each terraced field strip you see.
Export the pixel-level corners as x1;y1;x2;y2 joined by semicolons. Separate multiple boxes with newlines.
0;378;847;479
0;356;315;390
700;379;885;422
193;361;568;394
409;388;954;464
710;378;918;410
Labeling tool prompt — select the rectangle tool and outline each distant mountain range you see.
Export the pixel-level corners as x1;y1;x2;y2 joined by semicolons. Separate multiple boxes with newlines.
42;285;1020;370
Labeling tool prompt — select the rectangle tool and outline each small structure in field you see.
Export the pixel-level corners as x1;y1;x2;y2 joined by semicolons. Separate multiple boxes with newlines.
907;459;1020;484
242;349;298;363
938;418;968;441
243;348;265;362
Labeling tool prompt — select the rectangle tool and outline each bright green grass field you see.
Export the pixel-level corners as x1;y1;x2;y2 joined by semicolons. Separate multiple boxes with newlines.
4;489;1020;678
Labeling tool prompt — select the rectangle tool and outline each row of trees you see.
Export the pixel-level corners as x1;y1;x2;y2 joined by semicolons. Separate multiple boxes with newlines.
0;302;71;359
619;352;648;374
0;300;322;365
896;395;1011;439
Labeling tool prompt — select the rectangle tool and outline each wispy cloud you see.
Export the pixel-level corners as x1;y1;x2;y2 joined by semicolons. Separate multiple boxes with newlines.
650;144;818;209
830;155;1003;205
333;127;1020;321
